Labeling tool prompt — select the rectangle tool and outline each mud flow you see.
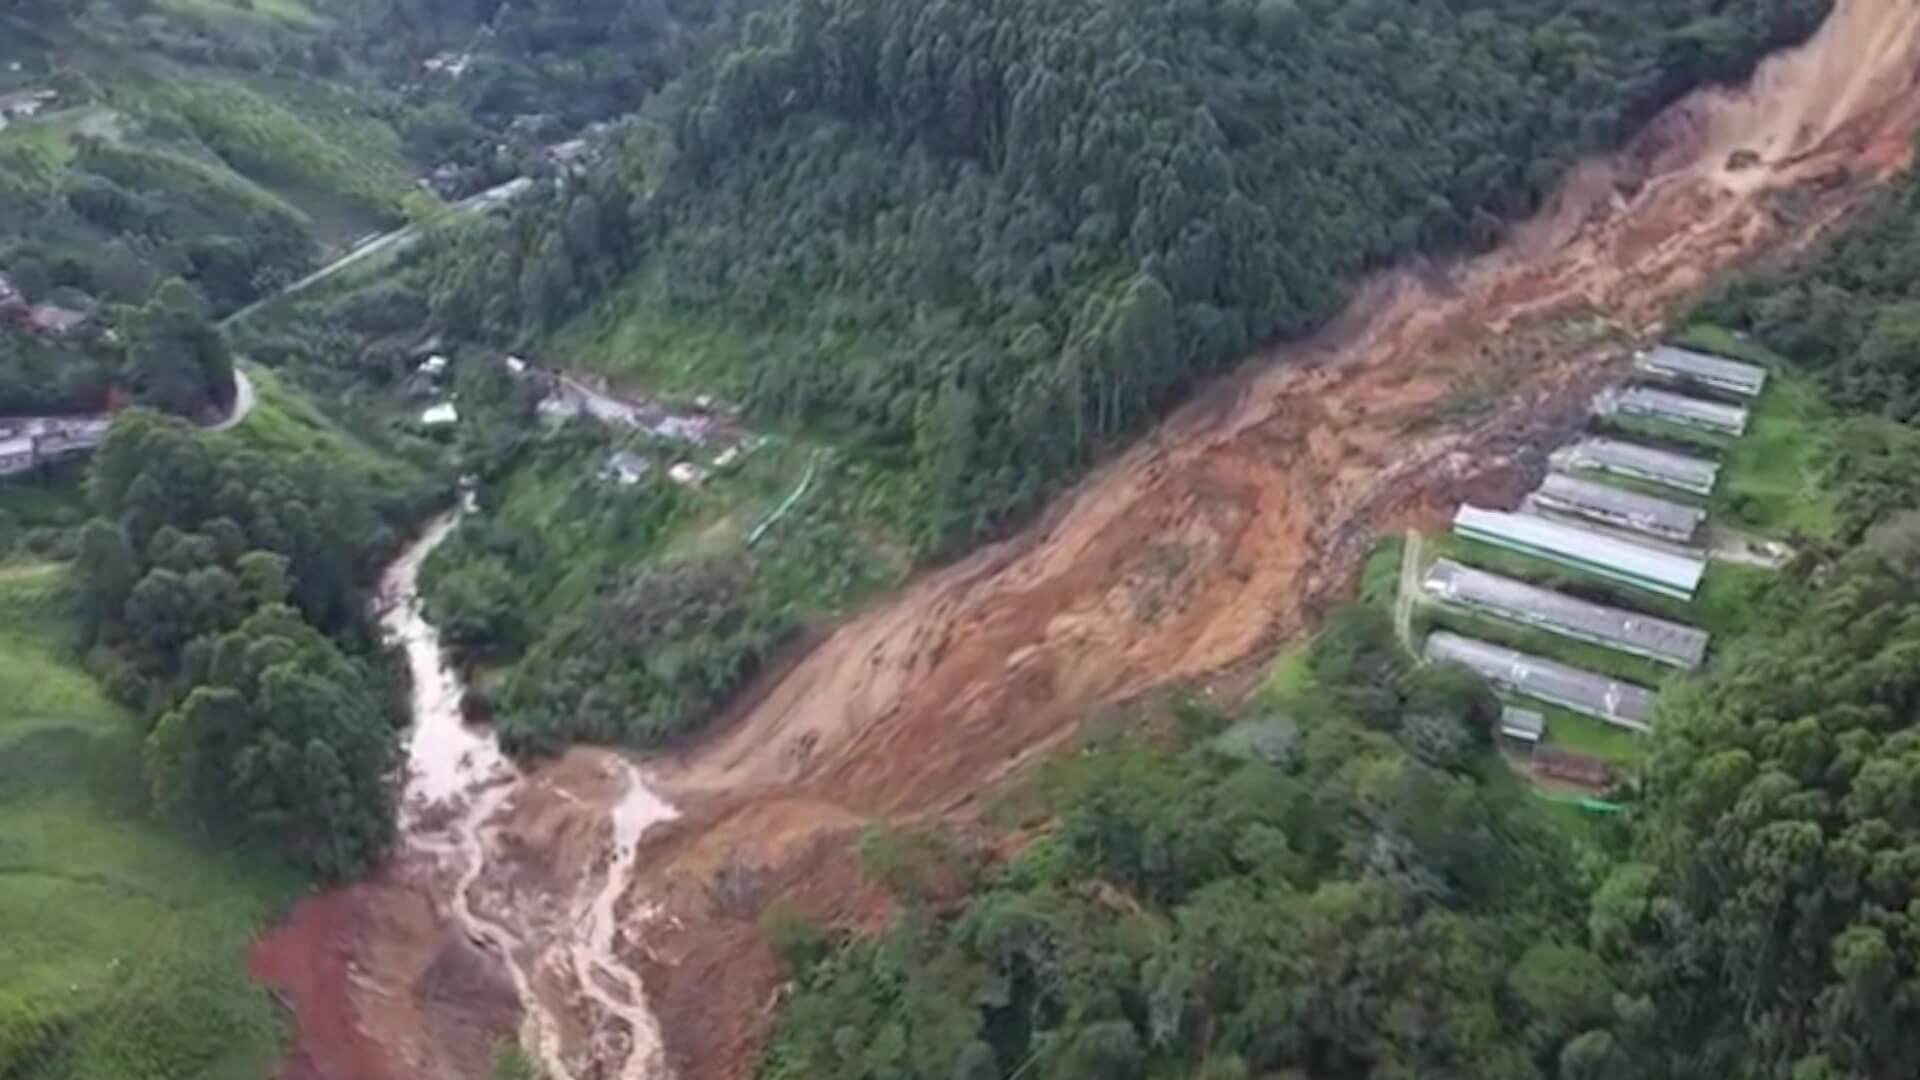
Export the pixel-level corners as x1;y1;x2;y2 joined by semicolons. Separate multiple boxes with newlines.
253;3;1920;1078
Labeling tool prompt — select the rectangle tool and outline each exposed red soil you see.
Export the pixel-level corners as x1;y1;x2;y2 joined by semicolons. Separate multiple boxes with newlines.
254;3;1920;1079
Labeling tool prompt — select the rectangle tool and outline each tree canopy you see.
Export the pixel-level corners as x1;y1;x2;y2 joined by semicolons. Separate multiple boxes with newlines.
427;0;1828;553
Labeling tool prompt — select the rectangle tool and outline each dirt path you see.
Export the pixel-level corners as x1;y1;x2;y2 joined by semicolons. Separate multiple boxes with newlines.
252;3;1920;1079
1393;529;1425;655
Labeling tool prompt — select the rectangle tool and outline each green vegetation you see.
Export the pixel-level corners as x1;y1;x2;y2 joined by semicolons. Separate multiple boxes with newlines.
752;124;1920;1080
427;0;1828;559
0;560;300;1079
762;606;1610;1080
416;370;909;753
1670;324;1841;539
72;409;436;876
1522;700;1643;769
1356;533;1405;609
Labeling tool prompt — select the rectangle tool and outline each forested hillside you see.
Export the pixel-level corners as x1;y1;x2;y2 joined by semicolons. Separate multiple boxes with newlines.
0;0;418;416
752;162;1920;1080
430;0;1828;551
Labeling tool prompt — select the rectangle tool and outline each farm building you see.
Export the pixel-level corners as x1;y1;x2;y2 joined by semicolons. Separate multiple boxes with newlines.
1549;437;1719;496
1452;505;1706;600
1634;345;1767;398
1425;631;1656;733
1608;385;1749;436
1527;472;1706;544
1424;558;1710;668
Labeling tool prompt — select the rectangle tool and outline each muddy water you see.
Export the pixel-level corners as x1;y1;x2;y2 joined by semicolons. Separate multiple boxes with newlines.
376;514;679;1080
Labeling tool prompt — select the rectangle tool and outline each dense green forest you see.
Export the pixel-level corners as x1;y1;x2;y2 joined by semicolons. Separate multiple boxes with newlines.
753;164;1920;1080
426;0;1828;554
71;409;436;876
296;0;1835;765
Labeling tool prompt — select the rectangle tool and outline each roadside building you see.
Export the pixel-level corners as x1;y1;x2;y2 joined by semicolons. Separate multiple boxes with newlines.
27;303;89;337
419;402;458;427
33;417;108;459
0;416;111;475
1549;437;1719;496
668;461;708;488
1605;385;1749;436
1498;706;1546;755
0;89;56;122
1452;505;1706;600
1424;558;1709;668
1425;631;1656;733
1634;344;1767;398
1526;472;1706;544
0;434;34;475
600;450;652;487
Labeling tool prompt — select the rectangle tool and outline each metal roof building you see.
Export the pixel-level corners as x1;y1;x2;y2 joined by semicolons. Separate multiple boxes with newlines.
1453;505;1706;600
1499;706;1546;746
1549;437;1720;496
1424;558;1710;668
1635;345;1768;398
1425;632;1656;733
1612;385;1750;436
1527;472;1706;544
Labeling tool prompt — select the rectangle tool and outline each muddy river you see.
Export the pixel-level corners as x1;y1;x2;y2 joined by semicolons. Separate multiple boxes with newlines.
376;514;678;1080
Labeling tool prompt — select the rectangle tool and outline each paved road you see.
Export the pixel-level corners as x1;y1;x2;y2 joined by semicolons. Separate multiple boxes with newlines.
219;177;531;329
209;367;256;432
208;176;532;428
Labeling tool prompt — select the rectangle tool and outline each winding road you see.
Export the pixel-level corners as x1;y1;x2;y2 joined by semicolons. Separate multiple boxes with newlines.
210;367;256;432
218;178;532;330
207;176;530;433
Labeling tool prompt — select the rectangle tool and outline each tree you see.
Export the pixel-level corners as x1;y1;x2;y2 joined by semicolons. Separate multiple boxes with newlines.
123;279;235;418
74;519;136;638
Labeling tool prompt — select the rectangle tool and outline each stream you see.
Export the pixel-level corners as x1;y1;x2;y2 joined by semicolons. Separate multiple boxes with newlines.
375;513;678;1080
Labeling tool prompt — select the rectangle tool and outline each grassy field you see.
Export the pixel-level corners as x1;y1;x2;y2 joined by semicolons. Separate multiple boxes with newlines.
551;270;773;399
1676;323;1840;541
1356;533;1404;609
220;364;433;488
1515;697;1646;768
158;0;332;30
0;563;301;1080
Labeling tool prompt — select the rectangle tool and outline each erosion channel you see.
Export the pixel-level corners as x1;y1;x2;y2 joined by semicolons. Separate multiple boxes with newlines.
254;2;1920;1079
255;515;679;1080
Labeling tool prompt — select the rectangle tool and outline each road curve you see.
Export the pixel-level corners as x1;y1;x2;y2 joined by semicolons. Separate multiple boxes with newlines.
207;367;256;432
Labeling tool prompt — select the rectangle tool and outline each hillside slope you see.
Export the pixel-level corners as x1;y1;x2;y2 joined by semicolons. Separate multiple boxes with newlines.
0;562;301;1080
250;2;1920;1078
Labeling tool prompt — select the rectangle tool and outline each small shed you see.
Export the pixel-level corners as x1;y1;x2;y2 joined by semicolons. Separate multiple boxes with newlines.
1498;706;1546;755
668;461;707;488
0;434;36;475
419;402;459;427
28;304;89;336
418;354;450;378
601;450;652;487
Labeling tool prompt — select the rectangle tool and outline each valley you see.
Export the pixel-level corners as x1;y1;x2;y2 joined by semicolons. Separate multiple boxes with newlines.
247;2;1920;1078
